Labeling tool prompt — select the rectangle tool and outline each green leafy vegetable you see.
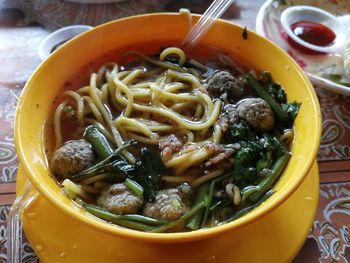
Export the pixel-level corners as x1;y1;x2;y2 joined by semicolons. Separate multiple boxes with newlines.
221;191;274;224
124;178;144;197
209;199;231;212
111;158;136;177
246;73;290;124
201;174;230;227
149;201;207;233
233;141;261;183
187;183;209;230
69;140;136;182
282;101;301;123
241;135;290;203
227;120;255;143
259;71;286;103
255;134;275;173
246;73;301;126
84;203;167;231
256;150;273;174
241;153;290;203
129;148;164;202
72;126;164;201
270;134;288;158
84;125;114;160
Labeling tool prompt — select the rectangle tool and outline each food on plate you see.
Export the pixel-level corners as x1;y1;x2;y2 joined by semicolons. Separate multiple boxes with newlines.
48;47;300;232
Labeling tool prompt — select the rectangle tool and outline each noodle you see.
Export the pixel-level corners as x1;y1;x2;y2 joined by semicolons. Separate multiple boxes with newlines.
62;179;93;202
63;90;84;126
159;47;186;67
190;169;225;188
161;175;196;184
80;173;111;185
50;46;298;233
281;129;294;144
83;96;105;124
123;51;187;73
54;101;67;149
54;47;225;183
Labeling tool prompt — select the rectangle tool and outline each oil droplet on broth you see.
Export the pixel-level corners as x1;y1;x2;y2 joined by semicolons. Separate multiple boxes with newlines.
206;256;217;262
72;245;78;249
35;245;43;251
27;212;36;219
60;252;67;258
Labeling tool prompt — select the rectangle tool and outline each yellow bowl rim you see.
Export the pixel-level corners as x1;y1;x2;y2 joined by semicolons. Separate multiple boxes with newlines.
15;12;321;243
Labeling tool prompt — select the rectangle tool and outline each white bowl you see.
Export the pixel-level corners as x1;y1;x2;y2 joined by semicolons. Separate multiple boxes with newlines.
38;25;93;60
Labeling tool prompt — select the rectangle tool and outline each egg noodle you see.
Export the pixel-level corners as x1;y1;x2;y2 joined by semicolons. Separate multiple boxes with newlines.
52;45;298;232
54;47;225;184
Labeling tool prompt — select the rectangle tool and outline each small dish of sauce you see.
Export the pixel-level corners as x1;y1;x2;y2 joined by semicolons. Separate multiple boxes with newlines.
290;21;336;47
280;6;350;54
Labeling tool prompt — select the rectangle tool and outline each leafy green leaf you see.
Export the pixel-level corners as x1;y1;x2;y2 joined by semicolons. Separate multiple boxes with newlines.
130;148;164;202
282;101;301;123
228;121;255;143
259;72;287;103
233;141;261;183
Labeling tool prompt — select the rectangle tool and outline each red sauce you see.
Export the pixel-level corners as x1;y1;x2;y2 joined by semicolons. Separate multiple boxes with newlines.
290;21;336;47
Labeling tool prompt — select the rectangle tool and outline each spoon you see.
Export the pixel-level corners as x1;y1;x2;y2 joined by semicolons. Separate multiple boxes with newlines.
182;0;235;48
280;5;350;54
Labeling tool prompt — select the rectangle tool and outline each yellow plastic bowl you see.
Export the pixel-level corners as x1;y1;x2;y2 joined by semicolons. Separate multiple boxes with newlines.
15;13;321;245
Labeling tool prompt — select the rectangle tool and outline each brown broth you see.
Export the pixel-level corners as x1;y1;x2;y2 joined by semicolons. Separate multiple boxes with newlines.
44;41;253;160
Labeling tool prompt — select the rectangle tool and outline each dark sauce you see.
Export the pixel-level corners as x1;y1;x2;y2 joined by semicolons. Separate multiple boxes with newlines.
291;21;336;47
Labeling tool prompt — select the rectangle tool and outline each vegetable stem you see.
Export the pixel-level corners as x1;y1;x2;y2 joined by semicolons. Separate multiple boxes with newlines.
149;201;207;233
201;174;229;228
84;125;114;160
220;191;274;224
69;140;135;182
246;74;289;123
186;183;209;230
85;204;167;227
241;152;290;203
124;178;144;197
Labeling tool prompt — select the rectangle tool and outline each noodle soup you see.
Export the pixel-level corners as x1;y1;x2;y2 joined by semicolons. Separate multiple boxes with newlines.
48;46;300;233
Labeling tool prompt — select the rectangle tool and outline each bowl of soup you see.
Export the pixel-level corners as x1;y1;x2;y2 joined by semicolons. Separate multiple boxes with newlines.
15;12;321;260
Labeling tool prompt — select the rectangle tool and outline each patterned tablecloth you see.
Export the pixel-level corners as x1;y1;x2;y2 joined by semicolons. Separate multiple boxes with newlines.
0;0;349;262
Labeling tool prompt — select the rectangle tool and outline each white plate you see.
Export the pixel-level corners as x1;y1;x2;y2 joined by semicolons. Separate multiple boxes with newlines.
256;0;350;96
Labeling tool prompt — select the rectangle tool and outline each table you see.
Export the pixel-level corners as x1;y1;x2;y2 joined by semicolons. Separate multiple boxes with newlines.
0;0;349;262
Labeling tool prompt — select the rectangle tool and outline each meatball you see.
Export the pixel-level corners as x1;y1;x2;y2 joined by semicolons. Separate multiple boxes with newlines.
50;139;96;179
143;188;190;221
218;104;239;133
205;71;245;100
97;183;144;214
236;98;275;132
159;134;184;160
